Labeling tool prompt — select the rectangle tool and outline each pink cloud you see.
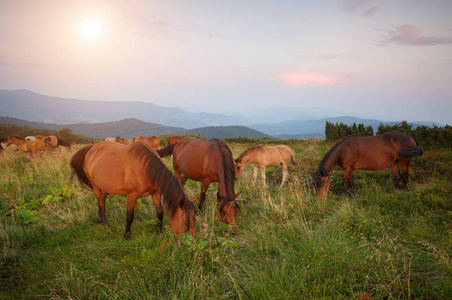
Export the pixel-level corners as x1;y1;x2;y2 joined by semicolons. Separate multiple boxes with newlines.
275;71;349;87
380;25;452;46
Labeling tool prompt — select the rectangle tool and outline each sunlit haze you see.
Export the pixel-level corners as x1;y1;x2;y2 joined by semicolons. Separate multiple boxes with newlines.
81;18;101;38
0;0;451;124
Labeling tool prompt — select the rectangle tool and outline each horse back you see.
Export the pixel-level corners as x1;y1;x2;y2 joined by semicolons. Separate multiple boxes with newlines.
84;142;154;195
173;138;222;182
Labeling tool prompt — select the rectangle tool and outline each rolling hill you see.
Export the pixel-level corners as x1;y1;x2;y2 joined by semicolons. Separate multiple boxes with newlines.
0;117;270;140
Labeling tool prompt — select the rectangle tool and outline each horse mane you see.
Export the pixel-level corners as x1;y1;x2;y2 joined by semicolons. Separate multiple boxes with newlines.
129;143;195;224
212;138;239;210
235;145;264;163
8;134;24;140
316;135;358;176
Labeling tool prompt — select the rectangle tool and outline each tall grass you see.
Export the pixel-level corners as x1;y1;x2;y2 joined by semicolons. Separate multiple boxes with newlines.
1;141;451;299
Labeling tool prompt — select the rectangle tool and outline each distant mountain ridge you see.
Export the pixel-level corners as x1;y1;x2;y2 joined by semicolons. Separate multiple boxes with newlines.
0;89;444;139
0;89;240;128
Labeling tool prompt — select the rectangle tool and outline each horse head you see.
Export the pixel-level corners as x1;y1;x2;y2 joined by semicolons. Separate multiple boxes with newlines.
218;192;240;228
312;170;331;198
234;158;245;180
169;198;196;238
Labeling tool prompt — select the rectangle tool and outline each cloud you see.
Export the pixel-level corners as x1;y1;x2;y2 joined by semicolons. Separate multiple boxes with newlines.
275;71;349;87
340;0;380;17
380;25;452;46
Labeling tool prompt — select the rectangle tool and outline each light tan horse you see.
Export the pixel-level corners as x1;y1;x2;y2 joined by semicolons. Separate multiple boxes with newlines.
235;145;297;188
105;137;116;142
134;136;160;149
70;141;196;239
34;135;71;150
6;134;51;154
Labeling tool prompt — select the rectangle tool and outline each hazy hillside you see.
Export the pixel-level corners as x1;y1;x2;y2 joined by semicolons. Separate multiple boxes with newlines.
0;117;269;140
0;89;240;128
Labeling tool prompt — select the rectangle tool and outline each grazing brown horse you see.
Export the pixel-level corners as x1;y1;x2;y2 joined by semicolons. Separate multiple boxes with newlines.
34;135;71;150
158;137;239;228
70;141;196;239
313;131;423;198
6;134;51;154
134;136;160;149
235;145;297;187
168;135;184;145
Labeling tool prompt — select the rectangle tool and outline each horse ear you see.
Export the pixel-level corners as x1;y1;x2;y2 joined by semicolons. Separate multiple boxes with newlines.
234;192;241;198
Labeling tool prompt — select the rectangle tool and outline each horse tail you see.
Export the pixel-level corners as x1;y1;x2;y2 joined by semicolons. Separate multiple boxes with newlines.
399;137;423;157
157;143;176;158
57;137;71;149
70;144;94;189
290;148;297;165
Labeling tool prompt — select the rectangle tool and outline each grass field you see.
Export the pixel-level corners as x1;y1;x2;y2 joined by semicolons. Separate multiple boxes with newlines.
1;139;451;299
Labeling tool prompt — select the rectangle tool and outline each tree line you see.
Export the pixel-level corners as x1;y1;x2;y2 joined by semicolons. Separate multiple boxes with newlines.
325;120;451;150
324;121;374;142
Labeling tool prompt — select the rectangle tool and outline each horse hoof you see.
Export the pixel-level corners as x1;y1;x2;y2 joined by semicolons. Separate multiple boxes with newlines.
124;232;131;240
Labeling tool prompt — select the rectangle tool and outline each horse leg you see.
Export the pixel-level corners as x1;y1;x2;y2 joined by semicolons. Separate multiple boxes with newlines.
281;163;288;187
124;194;138;239
174;165;182;184
399;158;412;188
151;192;164;233
198;179;212;210
260;166;267;188
390;161;402;188
252;165;259;186
340;168;354;197
93;187;108;225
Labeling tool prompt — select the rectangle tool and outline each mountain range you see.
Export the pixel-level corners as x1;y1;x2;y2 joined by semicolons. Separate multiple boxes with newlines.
0;89;444;139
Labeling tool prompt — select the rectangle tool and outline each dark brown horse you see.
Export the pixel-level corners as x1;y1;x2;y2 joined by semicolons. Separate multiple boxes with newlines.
34;135;71;150
70;141;196;239
313;131;423;198
158;137;239;228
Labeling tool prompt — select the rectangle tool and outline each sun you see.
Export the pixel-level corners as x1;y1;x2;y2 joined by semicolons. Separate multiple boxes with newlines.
81;18;101;38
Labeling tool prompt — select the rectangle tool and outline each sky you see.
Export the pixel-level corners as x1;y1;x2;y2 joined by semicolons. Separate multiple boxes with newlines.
1;0;451;125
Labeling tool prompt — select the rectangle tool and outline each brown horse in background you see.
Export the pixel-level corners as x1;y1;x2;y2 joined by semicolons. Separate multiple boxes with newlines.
70;141;196;239
313;131;423;198
235;145;297;188
34;135;71;150
168;136;184;145
158;137;239;228
134;136;160;149
6;134;51;154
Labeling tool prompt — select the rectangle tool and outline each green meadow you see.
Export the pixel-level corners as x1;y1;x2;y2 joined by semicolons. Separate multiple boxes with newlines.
1;139;451;299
